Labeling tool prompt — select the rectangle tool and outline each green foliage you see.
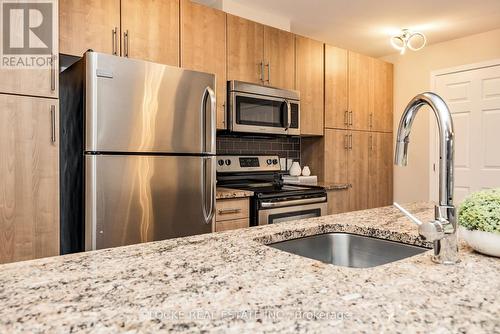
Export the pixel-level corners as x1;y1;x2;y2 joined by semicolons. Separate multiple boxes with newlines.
458;189;500;234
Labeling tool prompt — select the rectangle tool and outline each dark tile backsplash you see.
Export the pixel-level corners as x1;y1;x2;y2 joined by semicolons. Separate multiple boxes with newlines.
216;134;301;161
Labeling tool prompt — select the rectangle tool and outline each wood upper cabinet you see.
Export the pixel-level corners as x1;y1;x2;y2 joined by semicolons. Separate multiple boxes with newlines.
226;15;264;84
347;131;369;211
296;36;324;136
0;94;59;264
0;1;58;98
59;0;120;56
368;132;393;208
180;0;226;129
371;59;394;133
325;45;348;129
121;0;180;66
263;26;295;90
348;51;372;131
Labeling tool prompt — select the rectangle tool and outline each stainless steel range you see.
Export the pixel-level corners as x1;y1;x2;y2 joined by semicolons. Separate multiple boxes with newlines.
217;155;327;226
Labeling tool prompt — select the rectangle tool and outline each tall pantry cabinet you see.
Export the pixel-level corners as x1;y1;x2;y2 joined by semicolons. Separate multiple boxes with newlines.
0;2;60;263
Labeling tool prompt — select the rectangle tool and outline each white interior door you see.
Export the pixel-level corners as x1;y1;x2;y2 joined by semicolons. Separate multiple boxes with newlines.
433;64;500;204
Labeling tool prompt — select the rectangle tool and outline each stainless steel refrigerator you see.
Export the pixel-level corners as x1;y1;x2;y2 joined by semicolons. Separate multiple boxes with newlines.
60;52;216;253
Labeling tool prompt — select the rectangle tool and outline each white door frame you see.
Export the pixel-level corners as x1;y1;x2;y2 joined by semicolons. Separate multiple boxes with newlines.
429;59;500;201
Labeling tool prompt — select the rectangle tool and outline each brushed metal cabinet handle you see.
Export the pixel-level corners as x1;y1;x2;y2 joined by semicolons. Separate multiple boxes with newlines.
50;54;56;91
348;134;353;150
50;105;56;143
369;113;373;128
344;134;348;150
266;61;271;83
349;111;353;126
218;208;241;214
369;134;373;151
344;110;348;125
124;30;129;57
260;61;264;82
112;27;117;55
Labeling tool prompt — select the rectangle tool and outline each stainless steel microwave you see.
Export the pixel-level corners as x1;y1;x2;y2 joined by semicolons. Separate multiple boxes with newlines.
227;80;300;135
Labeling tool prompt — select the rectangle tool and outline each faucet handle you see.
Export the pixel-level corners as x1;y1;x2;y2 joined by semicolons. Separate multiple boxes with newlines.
394;202;445;242
418;220;445;242
393;202;424;226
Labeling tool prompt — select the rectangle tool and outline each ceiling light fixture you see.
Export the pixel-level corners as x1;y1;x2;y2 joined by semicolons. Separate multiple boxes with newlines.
390;29;426;54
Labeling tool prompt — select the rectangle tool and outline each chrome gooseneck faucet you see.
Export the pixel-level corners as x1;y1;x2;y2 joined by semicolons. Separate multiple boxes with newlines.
394;92;459;264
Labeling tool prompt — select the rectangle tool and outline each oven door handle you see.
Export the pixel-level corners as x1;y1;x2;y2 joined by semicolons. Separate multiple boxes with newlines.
261;196;327;208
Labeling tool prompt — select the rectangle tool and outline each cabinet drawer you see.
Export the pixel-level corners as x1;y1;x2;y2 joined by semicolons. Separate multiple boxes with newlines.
215;198;249;221
215;218;249;232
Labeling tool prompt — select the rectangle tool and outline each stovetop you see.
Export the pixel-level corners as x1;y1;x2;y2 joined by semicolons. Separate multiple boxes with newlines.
216;155;326;199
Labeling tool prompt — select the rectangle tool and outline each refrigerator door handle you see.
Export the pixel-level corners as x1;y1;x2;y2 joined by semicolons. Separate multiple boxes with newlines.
202;157;216;224
202;86;216;154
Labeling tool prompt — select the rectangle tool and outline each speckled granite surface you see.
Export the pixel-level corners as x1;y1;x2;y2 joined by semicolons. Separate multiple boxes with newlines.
216;187;254;199
1;203;499;333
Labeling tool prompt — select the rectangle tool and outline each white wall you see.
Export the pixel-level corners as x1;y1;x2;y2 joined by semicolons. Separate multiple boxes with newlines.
193;0;291;31
382;28;500;204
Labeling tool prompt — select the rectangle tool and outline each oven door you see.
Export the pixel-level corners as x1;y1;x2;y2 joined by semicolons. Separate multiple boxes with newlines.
230;91;290;135
258;201;327;226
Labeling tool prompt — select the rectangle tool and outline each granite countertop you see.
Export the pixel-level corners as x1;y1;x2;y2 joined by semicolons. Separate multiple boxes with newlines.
216;187;254;200
1;203;499;333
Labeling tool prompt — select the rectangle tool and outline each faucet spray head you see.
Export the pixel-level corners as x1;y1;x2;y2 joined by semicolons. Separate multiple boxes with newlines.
394;139;409;166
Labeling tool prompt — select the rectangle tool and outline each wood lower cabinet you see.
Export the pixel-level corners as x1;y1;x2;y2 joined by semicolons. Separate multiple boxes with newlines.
121;0;179;65
180;0;226;129
368;132;394;208
348;131;370;211
215;198;250;232
0;94;59;264
59;0;120;56
296;36;324;136
226;15;264;84
325;45;348;129
303;129;390;214
263;26;295;90
326;188;350;215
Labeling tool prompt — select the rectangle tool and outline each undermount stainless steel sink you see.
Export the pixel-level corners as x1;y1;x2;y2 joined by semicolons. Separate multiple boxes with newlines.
268;233;429;268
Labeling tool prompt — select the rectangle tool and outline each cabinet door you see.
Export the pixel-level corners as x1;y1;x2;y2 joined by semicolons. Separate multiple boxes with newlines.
0;94;59;264
0;1;58;98
371;59;394;133
263;26;295;90
348;51;372;131
296;36;324;136
121;0;179;66
325;45;348;129
324;129;348;184
227;15;264;84
348;131;369;211
59;0;120;56
181;0;226;129
368;132;393;208
327;189;350;215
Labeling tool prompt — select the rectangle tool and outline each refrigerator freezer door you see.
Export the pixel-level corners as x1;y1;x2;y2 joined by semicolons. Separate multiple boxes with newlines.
85;52;216;154
85;155;215;250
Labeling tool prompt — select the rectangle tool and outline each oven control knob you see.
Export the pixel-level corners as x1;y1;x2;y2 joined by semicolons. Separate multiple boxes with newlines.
272;159;278;165
218;159;224;166
266;159;272;165
225;159;232;166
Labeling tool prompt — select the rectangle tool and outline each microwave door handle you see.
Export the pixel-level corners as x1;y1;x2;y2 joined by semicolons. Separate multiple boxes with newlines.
284;100;291;130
